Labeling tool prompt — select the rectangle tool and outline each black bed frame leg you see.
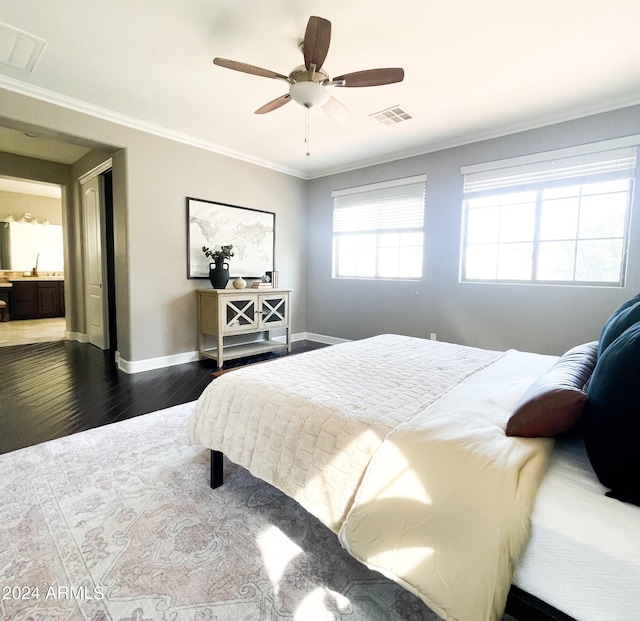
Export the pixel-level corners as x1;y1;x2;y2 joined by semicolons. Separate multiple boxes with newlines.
210;449;224;489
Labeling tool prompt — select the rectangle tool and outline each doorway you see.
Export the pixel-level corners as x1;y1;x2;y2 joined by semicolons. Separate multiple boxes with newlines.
79;164;116;352
0;177;66;346
103;170;117;353
0;169;116;351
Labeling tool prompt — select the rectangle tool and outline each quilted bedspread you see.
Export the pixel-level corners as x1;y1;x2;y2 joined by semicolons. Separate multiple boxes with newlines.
188;334;555;621
189;334;500;530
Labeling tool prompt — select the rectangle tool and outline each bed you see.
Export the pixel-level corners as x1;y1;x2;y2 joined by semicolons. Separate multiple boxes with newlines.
188;333;640;621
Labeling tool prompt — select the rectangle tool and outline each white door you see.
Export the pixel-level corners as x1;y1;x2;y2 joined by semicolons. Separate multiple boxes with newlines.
82;175;108;349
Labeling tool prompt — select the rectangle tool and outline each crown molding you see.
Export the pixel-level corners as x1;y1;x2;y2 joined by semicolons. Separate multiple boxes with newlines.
2;75;639;183
306;96;640;179
0;75;306;179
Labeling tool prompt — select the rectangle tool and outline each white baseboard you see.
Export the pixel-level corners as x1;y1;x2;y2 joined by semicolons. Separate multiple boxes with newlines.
116;332;348;374
65;330;88;343
298;332;350;345
272;331;349;345
117;350;200;374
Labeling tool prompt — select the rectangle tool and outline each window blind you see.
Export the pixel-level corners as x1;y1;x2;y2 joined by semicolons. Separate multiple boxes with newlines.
332;175;426;233
462;139;638;195
459;138;636;287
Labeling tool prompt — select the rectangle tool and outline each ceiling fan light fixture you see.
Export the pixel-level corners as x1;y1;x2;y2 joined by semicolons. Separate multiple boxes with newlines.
212;15;405;128
289;81;330;109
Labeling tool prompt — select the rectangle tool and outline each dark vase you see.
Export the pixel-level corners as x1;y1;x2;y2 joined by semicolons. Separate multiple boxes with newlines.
209;260;230;289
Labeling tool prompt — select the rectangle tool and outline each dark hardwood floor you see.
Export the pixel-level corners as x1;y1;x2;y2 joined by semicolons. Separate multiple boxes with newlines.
0;339;325;455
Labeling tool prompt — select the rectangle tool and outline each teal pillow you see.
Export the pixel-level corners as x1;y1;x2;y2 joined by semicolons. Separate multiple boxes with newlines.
584;321;640;505
598;293;640;356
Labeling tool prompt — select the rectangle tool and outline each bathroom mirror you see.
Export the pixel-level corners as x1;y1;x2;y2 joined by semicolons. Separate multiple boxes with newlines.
0;220;64;272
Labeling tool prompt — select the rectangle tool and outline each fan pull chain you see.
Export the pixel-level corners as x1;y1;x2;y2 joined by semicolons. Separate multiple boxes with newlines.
305;107;311;156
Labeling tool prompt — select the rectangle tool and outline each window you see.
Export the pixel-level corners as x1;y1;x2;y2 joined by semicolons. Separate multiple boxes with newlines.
332;175;426;280
460;138;637;286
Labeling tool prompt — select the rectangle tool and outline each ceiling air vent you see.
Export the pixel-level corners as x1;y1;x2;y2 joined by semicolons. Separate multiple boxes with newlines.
0;22;46;72
370;105;412;125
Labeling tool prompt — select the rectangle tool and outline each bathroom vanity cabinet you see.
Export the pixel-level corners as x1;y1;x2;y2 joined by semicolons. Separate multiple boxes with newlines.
11;279;65;320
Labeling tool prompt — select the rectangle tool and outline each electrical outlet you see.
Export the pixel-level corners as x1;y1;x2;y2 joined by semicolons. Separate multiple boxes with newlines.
429;333;437;341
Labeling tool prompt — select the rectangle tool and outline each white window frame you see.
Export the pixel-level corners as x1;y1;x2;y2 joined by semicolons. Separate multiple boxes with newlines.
460;136;638;287
331;174;426;281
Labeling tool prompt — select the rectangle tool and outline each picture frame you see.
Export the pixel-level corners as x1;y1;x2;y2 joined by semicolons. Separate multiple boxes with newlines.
265;270;279;288
187;197;275;279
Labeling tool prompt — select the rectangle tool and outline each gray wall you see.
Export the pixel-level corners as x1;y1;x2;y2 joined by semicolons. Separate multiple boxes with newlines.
0;89;308;366
307;105;640;356
120;133;308;363
2;84;639;363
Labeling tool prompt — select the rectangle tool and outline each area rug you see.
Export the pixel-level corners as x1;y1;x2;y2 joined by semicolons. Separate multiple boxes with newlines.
0;403;517;621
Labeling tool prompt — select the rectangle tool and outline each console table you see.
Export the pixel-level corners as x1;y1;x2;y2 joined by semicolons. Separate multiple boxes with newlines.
197;288;291;368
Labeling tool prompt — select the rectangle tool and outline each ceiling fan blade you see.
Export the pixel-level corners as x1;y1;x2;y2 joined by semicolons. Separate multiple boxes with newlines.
213;58;288;81
334;68;405;87
254;94;292;114
322;96;351;122
303;16;331;71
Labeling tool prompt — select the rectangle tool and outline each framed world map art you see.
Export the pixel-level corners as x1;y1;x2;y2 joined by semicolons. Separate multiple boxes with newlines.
187;197;275;279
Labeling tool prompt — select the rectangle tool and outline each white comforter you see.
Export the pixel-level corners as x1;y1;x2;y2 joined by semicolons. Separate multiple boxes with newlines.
188;335;555;621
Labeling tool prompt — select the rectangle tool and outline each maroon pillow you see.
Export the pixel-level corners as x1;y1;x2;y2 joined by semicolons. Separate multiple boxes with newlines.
506;341;598;438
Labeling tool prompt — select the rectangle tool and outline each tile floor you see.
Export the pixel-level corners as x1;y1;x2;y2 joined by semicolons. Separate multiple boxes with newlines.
0;317;67;347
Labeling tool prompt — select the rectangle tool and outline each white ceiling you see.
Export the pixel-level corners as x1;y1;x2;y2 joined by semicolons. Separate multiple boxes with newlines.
0;174;62;198
0;126;91;165
0;0;639;179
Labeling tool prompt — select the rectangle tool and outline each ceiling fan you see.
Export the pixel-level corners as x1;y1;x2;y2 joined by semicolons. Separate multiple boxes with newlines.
212;16;404;123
